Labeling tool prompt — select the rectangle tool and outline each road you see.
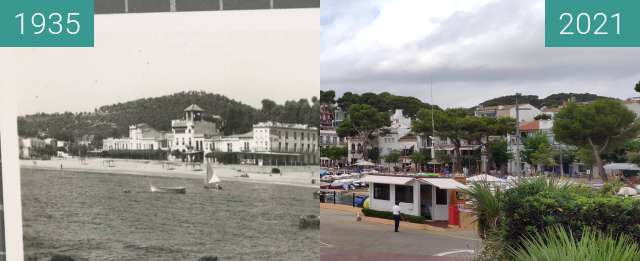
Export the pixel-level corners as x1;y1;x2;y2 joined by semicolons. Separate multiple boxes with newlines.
320;208;480;261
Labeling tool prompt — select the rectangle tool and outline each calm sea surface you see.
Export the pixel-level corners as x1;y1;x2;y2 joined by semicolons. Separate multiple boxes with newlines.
21;168;318;261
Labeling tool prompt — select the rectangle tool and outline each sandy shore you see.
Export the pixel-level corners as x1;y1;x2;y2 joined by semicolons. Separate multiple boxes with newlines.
21;157;319;188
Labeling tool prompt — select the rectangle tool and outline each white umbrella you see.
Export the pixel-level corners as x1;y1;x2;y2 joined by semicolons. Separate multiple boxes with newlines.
468;174;504;183
355;160;375;166
604;163;640;171
617;187;638;197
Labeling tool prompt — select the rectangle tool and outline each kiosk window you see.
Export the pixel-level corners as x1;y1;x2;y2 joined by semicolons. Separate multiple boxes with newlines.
395;185;413;203
435;187;448;205
373;184;390;200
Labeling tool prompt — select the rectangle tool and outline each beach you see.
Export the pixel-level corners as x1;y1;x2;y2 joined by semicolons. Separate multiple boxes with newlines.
21;167;319;261
21;158;319;188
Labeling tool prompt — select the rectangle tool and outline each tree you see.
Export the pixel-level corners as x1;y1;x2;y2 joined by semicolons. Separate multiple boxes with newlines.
320;90;336;104
337;104;390;161
413;108;512;174
522;132;551;173
530;144;557;171
635;81;640;93
553;99;640;180
321;146;347;162
488;139;512;174
384;150;401;167
534;114;552;120
409;150;429;171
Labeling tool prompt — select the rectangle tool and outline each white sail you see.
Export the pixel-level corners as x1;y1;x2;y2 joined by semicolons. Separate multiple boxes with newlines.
207;163;220;184
208;174;221;184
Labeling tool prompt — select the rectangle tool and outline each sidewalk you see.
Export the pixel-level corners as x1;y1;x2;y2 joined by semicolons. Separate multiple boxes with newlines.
321;203;453;232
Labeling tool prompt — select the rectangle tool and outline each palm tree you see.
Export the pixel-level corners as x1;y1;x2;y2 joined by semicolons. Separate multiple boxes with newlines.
462;181;502;239
510;226;640;261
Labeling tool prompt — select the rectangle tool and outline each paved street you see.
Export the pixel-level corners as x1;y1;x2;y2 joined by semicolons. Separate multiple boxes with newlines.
320;208;480;261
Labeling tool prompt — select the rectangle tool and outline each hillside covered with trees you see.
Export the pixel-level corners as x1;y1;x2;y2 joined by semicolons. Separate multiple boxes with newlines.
480;93;616;108
321;90;440;118
18;91;319;142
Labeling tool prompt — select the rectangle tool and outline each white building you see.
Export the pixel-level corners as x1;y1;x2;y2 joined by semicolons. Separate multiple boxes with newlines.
361;174;467;221
378;110;412;157
101;104;317;164
475;104;541;123
103;123;168;151
320;129;345;149
20;138;47;158
169;104;221;155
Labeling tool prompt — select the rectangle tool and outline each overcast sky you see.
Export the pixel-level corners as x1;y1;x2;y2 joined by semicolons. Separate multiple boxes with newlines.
5;9;319;115
321;0;640;108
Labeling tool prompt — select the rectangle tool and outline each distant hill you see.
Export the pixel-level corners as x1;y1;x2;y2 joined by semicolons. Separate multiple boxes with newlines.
18;91;319;142
480;93;617;109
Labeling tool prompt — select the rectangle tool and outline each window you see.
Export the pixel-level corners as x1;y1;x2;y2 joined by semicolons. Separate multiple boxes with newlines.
294;143;297;152
278;142;282;151
294;132;297;140
373;184;390;200
227;143;232;152
285;143;289;152
435;187;448;205
301;133;304;140
395;185;413;203
244;142;249;152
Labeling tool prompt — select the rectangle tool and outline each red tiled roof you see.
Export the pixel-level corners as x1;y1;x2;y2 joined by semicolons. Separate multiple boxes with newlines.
519;121;540;132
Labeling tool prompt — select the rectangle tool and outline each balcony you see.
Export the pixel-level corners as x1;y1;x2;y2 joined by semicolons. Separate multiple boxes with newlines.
172;120;187;128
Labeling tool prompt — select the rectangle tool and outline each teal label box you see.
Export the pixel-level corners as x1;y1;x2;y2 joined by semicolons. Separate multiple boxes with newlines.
0;0;94;47
546;0;640;47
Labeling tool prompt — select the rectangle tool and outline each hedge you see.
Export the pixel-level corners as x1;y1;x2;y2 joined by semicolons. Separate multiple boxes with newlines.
362;208;426;224
501;181;640;250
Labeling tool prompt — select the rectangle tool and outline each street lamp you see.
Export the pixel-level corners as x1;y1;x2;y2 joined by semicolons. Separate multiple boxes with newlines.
514;93;522;176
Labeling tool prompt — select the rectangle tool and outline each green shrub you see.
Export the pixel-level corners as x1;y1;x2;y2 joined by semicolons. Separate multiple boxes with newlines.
271;168;281;174
361;208;426;224
510;226;640;261
501;178;640;251
600;180;624;195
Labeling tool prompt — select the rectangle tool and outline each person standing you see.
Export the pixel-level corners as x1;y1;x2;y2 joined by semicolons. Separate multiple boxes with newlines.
392;202;401;232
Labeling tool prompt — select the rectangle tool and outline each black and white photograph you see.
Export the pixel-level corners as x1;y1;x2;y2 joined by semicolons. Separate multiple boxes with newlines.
7;5;319;261
0;131;5;261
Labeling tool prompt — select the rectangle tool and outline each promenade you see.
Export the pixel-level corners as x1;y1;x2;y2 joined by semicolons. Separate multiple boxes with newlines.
20;157;319;188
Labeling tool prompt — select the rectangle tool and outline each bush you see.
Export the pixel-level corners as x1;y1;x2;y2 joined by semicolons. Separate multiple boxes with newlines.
600;180;624;195
361;208;426;224
196;256;218;261
500;178;640;251
271;167;281;174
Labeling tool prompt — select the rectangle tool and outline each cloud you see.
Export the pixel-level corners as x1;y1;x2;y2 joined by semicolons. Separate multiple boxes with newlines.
321;0;640;108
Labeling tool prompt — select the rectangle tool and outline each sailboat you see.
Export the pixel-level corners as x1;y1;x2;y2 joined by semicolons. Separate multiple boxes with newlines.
204;162;222;189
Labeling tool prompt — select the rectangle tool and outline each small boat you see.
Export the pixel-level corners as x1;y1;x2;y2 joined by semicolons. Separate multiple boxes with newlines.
150;184;186;194
204;163;222;190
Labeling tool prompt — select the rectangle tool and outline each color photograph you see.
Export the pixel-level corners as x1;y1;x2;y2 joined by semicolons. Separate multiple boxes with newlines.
319;1;640;260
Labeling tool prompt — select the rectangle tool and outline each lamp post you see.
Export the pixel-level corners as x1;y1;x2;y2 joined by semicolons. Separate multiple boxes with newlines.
514;93;521;176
